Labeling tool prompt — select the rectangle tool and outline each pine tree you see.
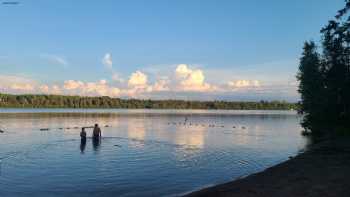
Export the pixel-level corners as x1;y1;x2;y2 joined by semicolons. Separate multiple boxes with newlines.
297;42;324;134
298;0;350;135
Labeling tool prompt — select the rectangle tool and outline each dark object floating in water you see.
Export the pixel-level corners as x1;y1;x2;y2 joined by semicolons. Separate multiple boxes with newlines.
58;128;63;130
2;1;20;5
66;127;70;129
104;125;109;127
114;145;122;147
221;125;225;128
241;126;246;129
40;128;49;131
73;126;79;129
232;126;236;128
0;130;4;133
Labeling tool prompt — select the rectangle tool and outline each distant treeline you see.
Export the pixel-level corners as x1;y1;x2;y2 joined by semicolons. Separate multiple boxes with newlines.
0;93;296;110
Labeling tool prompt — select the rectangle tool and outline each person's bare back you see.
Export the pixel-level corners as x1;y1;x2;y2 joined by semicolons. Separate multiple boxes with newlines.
93;124;101;139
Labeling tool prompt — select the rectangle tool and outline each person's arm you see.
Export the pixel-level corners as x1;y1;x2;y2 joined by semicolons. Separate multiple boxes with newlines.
99;128;102;137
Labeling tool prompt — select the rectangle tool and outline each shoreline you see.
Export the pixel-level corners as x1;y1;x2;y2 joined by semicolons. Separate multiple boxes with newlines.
184;138;350;197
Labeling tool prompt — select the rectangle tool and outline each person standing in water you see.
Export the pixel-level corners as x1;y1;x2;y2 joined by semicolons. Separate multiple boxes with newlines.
93;124;102;140
80;128;87;141
80;128;87;153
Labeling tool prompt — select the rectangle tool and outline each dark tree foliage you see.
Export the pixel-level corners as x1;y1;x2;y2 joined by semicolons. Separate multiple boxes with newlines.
298;0;350;135
0;93;296;110
297;42;324;133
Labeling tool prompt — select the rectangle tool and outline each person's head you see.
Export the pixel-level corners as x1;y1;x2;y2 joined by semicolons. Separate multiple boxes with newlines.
95;124;98;127
81;128;85;132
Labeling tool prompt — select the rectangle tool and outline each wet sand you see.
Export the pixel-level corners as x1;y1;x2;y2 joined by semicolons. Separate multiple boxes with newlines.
185;138;350;197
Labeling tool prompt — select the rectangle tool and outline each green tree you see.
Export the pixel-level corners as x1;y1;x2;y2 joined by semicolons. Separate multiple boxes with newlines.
298;0;350;135
297;42;324;134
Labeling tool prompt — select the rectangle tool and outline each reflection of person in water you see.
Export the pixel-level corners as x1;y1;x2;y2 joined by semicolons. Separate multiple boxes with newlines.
80;139;86;153
92;136;101;152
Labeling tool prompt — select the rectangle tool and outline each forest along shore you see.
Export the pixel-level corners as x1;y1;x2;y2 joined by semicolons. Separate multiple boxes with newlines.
184;137;350;197
0;93;296;110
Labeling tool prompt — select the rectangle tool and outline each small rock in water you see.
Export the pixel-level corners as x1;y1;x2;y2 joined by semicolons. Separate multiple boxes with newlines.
241;126;246;129
58;128;63;130
114;145;122;147
40;128;49;131
105;125;109;127
232;126;236;128
0;130;4;133
73;126;79;129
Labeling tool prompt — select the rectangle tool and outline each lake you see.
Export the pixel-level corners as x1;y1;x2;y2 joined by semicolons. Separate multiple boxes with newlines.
0;109;307;197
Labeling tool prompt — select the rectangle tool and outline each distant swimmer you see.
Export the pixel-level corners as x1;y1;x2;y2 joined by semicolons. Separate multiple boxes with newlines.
93;124;102;140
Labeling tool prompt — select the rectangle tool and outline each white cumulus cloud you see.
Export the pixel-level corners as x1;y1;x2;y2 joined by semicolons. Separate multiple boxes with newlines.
63;80;84;90
10;83;35;91
128;71;148;87
102;53;113;69
175;64;214;92
0;75;37;93
152;79;170;91
62;79;120;97
39;85;50;93
227;80;261;88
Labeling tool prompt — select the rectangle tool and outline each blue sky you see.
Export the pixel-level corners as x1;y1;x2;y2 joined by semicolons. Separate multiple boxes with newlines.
0;0;345;101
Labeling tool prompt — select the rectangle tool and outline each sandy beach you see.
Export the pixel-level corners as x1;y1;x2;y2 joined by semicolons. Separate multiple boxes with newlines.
185;137;350;197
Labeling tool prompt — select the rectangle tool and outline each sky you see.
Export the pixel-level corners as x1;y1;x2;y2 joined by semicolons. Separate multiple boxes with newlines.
0;0;345;101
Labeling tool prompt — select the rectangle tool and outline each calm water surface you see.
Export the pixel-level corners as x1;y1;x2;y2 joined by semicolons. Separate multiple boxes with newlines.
0;109;307;197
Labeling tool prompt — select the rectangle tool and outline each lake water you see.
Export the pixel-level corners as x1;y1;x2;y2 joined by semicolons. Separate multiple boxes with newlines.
0;109;307;197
